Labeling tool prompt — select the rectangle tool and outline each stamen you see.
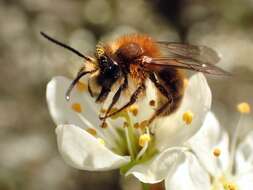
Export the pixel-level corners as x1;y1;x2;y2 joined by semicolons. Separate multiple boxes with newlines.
76;113;117;149
182;111;194;125
97;138;106;145
128;105;139;116
138;134;151;147
149;100;156;107
124;123;135;159
213;148;221;157
86;128;97;136
71;103;82;113
136;128;151;160
223;182;238;190
76;81;87;92
237;102;250;114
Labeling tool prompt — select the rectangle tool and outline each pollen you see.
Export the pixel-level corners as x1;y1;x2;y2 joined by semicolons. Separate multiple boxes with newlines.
97;138;105;145
139;134;151;147
237;102;250;114
213;148;221;157
76;82;87;92
149;100;156;107
223;182;238;190
86;128;97;136
71;103;82;113
128;104;139;116
182;111;194;125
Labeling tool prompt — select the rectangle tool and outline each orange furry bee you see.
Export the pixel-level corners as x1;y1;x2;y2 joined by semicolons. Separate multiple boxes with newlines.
41;32;229;127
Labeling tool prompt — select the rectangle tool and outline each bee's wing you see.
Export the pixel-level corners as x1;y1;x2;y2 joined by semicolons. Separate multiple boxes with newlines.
157;41;221;65
142;57;231;76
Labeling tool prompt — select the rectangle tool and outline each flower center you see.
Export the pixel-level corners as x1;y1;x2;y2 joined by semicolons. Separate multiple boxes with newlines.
109;106;156;161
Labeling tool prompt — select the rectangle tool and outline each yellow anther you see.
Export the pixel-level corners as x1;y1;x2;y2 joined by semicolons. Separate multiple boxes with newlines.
237;102;250;114
134;122;140;129
139;120;149;129
182;111;194;125
123;122;128;128
71;103;82;113
184;78;189;88
139;134;151;147
149;100;156;107
86;128;97;136
128;104;139;116
213;148;221;157
97;138;105;145
76;82;87;92
223;182;238;190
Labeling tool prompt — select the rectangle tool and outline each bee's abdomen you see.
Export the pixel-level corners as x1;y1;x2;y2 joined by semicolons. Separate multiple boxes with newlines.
157;69;185;116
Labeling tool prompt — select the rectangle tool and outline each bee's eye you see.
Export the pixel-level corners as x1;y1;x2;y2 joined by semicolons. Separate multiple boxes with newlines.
99;55;108;68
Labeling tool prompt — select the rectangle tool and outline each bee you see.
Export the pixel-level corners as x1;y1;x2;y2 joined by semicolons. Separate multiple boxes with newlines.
41;32;229;127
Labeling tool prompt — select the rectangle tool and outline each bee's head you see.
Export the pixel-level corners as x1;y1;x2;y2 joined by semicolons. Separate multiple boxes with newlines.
95;44;121;81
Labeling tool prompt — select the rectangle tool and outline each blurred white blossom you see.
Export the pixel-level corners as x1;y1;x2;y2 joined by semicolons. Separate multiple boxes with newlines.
166;111;253;190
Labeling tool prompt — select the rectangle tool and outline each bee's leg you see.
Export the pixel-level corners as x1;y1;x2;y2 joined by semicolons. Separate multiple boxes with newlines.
148;73;173;124
99;75;128;124
87;79;94;97
101;83;145;119
96;86;111;103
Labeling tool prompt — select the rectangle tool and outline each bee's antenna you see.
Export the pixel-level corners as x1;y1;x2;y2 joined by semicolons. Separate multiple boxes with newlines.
65;70;96;101
40;31;92;62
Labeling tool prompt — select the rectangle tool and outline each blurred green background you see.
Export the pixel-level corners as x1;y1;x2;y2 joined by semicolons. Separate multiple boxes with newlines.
0;0;252;190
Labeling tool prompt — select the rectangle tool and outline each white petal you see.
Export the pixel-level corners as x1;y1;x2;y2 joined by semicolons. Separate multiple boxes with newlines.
236;172;253;190
125;147;185;183
46;76;100;127
187;112;230;176
165;152;210;190
56;124;130;171
134;79;158;122
155;73;212;151
235;131;253;175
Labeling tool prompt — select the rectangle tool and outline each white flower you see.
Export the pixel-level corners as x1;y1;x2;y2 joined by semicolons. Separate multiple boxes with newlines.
46;73;211;183
166;112;253;190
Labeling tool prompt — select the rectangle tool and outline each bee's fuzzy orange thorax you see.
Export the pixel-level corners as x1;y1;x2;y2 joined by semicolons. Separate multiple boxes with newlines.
110;34;161;57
